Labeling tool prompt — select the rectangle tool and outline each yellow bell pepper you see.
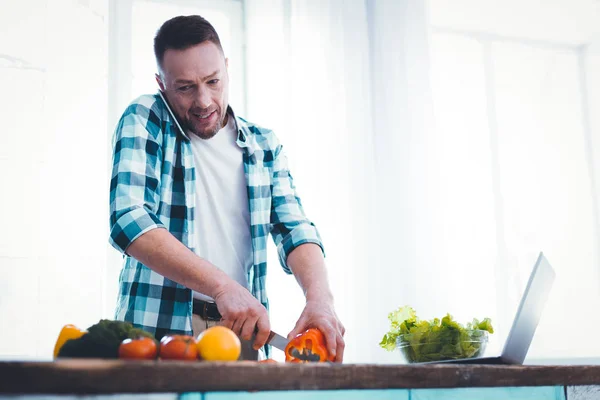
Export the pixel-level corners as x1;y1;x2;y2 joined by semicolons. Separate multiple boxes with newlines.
53;324;86;358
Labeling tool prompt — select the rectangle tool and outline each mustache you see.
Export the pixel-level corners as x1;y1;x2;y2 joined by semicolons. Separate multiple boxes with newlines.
189;107;218;115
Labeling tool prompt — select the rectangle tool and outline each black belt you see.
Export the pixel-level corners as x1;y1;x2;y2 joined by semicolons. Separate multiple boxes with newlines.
192;299;222;321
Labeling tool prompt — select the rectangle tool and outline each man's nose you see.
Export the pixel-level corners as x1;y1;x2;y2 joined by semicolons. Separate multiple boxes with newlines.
196;88;212;109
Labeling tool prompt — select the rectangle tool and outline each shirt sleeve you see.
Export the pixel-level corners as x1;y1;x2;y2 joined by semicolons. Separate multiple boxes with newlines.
270;142;325;274
109;101;165;255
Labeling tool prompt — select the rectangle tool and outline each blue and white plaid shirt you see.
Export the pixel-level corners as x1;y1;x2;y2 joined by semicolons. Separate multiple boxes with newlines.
109;93;324;340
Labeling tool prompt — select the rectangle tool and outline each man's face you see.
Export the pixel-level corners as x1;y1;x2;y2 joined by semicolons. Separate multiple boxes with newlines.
156;41;229;139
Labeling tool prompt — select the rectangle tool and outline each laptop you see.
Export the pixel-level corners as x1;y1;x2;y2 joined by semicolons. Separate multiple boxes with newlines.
431;252;556;365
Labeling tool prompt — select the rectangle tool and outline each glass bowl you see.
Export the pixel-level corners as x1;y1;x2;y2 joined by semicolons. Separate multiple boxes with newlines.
396;329;488;363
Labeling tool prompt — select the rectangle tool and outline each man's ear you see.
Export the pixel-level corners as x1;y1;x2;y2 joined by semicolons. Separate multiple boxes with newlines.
225;57;229;69
155;73;165;91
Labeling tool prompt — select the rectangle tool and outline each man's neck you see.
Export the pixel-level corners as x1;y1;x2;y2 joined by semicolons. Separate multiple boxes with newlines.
222;113;229;129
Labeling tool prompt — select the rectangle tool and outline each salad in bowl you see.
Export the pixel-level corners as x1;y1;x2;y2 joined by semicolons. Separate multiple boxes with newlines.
379;306;494;363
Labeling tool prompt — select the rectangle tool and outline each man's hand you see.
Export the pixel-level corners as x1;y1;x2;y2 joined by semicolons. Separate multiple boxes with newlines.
213;280;271;351
287;297;345;362
284;243;345;362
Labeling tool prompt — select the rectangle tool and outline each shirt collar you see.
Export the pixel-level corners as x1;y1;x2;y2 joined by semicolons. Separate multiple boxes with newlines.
229;106;255;156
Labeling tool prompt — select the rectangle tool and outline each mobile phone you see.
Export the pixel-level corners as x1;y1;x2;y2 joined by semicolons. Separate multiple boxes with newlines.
157;90;189;140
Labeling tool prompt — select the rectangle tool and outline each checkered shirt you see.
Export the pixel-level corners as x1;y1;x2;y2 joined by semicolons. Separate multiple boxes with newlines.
109;93;324;342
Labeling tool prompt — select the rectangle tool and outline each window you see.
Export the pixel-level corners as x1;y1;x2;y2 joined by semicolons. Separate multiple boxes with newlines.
428;0;600;360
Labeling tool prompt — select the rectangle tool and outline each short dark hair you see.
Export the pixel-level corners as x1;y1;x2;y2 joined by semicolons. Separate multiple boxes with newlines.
154;15;223;70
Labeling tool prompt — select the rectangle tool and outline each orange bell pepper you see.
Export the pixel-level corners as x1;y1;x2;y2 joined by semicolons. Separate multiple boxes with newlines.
284;328;334;363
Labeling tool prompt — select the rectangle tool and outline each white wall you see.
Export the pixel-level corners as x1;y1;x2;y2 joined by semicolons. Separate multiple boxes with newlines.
0;0;109;359
586;37;600;259
429;0;600;44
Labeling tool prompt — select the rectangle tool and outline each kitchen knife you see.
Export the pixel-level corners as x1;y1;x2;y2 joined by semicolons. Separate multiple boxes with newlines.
267;331;288;352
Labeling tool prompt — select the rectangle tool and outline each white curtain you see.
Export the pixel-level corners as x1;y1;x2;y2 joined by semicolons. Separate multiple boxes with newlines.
367;0;444;363
428;2;600;362
245;0;436;363
245;0;377;363
245;0;600;364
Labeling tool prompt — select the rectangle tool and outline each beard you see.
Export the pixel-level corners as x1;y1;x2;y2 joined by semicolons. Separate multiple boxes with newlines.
184;107;226;140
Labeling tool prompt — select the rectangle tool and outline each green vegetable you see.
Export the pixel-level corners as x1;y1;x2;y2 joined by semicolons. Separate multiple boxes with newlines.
57;319;156;359
379;306;494;362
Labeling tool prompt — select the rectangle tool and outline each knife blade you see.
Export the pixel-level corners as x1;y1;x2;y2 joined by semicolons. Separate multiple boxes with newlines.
267;331;288;351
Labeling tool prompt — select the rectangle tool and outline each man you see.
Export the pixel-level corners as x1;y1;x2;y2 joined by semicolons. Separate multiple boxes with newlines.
109;15;345;361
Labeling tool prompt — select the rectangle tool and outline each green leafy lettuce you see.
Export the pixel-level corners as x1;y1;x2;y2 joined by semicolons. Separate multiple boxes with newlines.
379;306;494;362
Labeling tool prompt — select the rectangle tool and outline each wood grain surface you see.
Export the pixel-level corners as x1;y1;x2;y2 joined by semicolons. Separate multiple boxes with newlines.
1;361;600;394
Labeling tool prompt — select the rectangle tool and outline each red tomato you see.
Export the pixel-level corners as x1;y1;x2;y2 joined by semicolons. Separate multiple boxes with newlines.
118;337;158;360
159;335;198;361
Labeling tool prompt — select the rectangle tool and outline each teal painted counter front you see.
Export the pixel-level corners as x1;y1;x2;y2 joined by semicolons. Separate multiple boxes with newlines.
178;387;565;400
0;387;578;400
0;388;571;400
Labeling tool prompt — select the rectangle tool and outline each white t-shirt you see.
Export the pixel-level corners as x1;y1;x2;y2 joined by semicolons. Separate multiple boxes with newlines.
188;116;253;301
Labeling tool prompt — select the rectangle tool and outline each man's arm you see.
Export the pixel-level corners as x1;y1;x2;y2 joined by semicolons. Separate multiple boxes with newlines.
127;228;229;296
286;243;345;362
109;101;270;349
268;138;345;361
126;228;271;348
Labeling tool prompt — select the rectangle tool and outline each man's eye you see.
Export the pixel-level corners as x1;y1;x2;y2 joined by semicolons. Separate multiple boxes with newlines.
208;79;219;85
178;85;192;92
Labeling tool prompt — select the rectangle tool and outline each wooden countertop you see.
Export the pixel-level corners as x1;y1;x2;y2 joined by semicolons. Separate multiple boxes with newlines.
1;360;600;394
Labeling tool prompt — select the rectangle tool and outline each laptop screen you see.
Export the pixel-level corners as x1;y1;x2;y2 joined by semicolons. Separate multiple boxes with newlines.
501;252;556;364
